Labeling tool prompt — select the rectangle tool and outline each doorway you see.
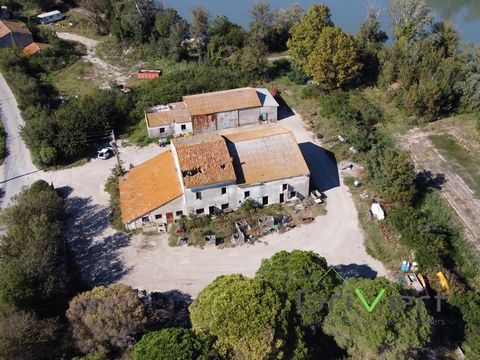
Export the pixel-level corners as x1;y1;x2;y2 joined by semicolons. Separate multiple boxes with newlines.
166;212;174;224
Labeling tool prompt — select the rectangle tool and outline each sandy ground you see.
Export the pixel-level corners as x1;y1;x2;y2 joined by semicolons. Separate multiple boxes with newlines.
397;124;480;252
0;73;387;296
56;32;131;88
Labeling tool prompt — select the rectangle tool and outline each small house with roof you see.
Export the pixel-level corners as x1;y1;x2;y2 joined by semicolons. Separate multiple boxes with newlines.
0;19;33;49
144;87;279;138
119;126;310;230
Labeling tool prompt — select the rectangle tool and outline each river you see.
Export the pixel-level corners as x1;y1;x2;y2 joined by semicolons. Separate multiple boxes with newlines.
165;0;480;43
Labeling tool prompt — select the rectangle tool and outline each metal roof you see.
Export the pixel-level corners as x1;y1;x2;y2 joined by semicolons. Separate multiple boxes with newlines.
256;88;279;107
223;127;310;185
119;151;183;223
183;87;262;116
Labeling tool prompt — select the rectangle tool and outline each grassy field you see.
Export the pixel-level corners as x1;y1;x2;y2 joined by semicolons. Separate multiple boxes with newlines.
47;9;108;40
46;60;97;97
429;133;480;198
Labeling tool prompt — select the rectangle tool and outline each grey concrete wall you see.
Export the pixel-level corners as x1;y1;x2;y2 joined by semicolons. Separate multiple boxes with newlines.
184;181;237;215
216;110;239;130
238;107;260;126
147;124;175;138
126;195;185;230
259;106;278;122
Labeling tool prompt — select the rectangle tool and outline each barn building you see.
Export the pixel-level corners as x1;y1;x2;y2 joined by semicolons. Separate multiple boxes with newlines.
119;126;310;230
145;87;279;138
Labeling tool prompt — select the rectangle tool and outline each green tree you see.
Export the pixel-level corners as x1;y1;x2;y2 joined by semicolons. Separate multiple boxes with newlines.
287;4;333;67
256;250;340;326
356;7;388;84
0;181;67;316
366;146;416;204
389;0;433;41
269;4;304;52
133;328;219;360
190;7;209;38
250;1;274;47
305;26;362;89
190;274;306;360
323;278;432;359
66;284;146;354
0;307;58;360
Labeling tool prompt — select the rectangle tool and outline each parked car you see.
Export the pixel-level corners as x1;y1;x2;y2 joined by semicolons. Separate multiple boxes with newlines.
97;147;114;160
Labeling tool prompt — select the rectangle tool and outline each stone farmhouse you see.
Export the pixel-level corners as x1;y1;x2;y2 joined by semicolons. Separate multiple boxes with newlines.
145;87;279;138
119;126;310;230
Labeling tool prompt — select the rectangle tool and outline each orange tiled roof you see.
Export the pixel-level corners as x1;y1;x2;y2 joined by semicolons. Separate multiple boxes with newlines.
0;20;31;38
22;42;46;56
183;87;261;116
223;126;310;185
173;133;236;188
145;102;191;127
119;151;183;223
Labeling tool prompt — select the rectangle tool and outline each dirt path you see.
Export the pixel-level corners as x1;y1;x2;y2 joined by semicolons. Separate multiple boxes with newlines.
56;32;131;88
397;126;480;252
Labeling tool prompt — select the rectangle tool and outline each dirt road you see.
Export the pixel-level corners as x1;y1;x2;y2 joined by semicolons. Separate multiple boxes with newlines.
56;32;131;87
0;74;43;207
398;125;480;252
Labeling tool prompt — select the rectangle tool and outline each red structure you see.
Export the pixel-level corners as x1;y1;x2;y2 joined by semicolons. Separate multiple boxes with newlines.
137;70;162;80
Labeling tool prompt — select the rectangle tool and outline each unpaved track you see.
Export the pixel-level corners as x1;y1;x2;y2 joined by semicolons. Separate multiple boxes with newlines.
56;32;130;87
398;128;480;252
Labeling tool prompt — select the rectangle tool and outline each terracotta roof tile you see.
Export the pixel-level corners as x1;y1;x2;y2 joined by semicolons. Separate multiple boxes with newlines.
183;87;261;116
0;20;31;38
119;151;183;223
173;133;236;188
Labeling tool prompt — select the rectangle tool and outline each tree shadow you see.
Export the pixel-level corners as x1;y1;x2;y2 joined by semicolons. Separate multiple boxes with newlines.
335;263;378;279
65;195;132;287
299;142;340;192
139;289;193;330
416;170;447;191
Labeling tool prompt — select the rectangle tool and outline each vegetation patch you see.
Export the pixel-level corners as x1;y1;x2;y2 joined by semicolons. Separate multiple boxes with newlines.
169;200;326;247
104;165;124;232
46;60;97;97
429;133;480;198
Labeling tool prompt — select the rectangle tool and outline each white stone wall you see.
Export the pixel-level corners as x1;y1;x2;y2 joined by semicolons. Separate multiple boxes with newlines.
237;175;310;206
173;121;193;135
184;181;237;215
126;194;185;230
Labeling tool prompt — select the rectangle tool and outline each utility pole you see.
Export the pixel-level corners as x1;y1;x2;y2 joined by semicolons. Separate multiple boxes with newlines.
111;130;123;172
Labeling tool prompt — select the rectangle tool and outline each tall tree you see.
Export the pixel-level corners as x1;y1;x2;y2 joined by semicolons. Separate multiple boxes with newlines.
0;180;67;316
190;7;209;38
389;0;433;41
305;26;362;89
79;0;111;33
256;250;340;326
133;328;219;360
269;4;304;52
190;274;307;360
323;278;432;359
287;4;333;67
66;284;146;354
356;6;388;84
366;146;416;204
250;1;274;47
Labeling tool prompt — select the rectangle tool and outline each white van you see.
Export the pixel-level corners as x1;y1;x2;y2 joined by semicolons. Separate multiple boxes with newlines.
37;10;62;24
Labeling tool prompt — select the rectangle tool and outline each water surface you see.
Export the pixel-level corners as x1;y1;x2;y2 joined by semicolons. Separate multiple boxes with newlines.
165;0;480;43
